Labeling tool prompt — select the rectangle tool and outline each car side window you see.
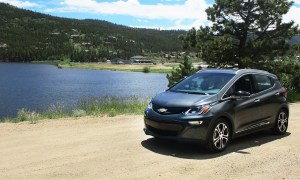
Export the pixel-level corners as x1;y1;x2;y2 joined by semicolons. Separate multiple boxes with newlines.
223;75;254;98
252;74;274;92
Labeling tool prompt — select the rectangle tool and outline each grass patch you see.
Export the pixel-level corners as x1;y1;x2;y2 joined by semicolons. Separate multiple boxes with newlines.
39;103;66;119
1;96;148;123
58;62;174;73
77;96;148;116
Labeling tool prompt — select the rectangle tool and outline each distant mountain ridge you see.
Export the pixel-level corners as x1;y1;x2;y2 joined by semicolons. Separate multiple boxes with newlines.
0;3;185;62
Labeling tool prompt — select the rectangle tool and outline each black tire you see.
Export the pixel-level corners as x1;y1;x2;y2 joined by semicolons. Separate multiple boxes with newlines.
272;109;288;135
207;118;231;153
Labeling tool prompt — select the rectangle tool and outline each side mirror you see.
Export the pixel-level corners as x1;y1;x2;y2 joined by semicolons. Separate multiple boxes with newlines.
230;91;251;99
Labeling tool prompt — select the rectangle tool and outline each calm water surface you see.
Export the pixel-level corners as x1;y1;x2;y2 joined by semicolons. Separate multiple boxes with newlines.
0;63;168;118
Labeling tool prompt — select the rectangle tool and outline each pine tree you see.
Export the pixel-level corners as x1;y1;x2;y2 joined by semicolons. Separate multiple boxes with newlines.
182;0;298;68
166;56;198;87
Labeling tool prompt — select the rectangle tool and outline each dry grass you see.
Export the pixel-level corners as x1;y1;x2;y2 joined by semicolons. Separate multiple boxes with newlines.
60;62;178;73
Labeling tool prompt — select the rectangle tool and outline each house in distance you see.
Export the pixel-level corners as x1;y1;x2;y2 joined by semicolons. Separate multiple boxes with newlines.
130;56;153;64
110;56;153;64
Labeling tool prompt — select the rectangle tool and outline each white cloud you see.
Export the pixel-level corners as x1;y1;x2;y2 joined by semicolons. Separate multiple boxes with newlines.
132;18;207;30
1;0;298;30
137;19;148;23
283;0;300;26
283;6;300;27
0;0;39;8
160;0;184;2
292;0;300;5
44;0;209;29
48;0;207;20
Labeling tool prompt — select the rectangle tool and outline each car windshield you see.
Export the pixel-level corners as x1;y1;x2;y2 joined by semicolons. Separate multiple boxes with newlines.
169;72;235;95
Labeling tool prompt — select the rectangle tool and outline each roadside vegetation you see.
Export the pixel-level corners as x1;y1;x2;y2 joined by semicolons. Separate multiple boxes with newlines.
1;97;148;123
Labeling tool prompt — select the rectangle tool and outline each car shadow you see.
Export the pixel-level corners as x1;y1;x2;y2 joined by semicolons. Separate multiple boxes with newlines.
141;131;291;159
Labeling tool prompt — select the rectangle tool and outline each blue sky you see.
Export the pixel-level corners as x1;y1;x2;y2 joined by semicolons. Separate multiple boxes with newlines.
0;0;299;30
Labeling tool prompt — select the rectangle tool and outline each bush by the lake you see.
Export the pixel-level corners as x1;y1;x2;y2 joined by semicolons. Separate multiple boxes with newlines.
14;108;39;124
41;102;65;119
72;109;87;117
143;66;150;73
2;96;148;123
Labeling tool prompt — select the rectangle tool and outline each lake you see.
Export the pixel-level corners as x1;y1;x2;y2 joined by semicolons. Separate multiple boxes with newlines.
0;63;168;118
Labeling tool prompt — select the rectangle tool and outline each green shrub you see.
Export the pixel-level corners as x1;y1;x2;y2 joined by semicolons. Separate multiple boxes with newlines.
15;108;39;124
108;108;117;117
143;66;150;73
72;109;87;117
42;103;65;119
287;91;300;102
261;57;300;92
29;112;39;124
166;56;197;87
16;108;30;122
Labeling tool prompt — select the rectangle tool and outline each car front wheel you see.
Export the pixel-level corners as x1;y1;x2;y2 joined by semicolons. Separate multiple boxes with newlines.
207;119;231;153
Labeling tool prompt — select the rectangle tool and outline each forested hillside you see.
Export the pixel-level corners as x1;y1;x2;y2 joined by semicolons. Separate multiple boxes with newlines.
0;3;185;62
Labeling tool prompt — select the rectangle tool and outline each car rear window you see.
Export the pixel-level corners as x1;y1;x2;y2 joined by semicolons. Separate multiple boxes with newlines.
252;74;274;92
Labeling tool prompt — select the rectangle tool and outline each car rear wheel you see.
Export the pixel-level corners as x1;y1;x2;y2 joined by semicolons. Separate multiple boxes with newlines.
207;119;231;153
272;109;288;135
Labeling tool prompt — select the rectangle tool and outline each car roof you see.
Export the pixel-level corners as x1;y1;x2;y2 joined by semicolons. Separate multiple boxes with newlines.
197;69;238;74
197;69;276;78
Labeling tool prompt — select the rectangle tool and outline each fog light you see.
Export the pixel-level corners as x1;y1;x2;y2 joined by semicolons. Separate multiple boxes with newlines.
188;121;203;125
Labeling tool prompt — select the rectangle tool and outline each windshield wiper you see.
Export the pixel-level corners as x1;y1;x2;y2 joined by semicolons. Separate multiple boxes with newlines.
186;92;210;95
170;90;210;95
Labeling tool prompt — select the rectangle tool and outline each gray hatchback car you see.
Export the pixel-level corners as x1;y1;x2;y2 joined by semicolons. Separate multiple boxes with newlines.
144;69;289;152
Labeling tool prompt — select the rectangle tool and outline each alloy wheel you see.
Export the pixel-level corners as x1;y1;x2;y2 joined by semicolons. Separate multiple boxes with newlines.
213;123;229;150
278;111;288;133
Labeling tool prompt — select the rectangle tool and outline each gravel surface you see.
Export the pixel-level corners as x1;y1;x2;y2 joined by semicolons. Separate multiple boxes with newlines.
0;104;300;179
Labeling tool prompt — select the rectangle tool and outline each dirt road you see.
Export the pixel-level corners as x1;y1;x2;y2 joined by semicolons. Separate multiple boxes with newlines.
1;104;300;179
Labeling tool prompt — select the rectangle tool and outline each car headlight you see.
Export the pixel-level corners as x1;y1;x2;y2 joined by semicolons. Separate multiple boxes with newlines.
147;102;153;109
185;105;211;115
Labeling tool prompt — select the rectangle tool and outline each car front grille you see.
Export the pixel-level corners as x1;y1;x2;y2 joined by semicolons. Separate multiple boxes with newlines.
152;103;189;115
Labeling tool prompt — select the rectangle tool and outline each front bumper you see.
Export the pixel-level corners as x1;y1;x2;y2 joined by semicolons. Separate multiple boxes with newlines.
143;109;214;143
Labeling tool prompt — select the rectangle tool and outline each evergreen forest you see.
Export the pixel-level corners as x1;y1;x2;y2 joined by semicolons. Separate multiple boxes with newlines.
0;3;185;62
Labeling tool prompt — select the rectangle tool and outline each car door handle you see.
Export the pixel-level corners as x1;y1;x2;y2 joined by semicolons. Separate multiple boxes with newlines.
254;99;260;103
274;92;280;96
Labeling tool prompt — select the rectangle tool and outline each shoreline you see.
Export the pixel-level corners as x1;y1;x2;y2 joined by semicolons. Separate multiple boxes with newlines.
1;61;176;73
57;62;175;73
0;96;148;123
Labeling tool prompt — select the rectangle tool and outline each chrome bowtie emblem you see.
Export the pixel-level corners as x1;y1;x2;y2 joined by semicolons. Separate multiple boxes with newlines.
157;108;168;113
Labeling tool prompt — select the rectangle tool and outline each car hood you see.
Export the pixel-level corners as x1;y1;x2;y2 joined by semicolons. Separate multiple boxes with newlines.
152;91;217;107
